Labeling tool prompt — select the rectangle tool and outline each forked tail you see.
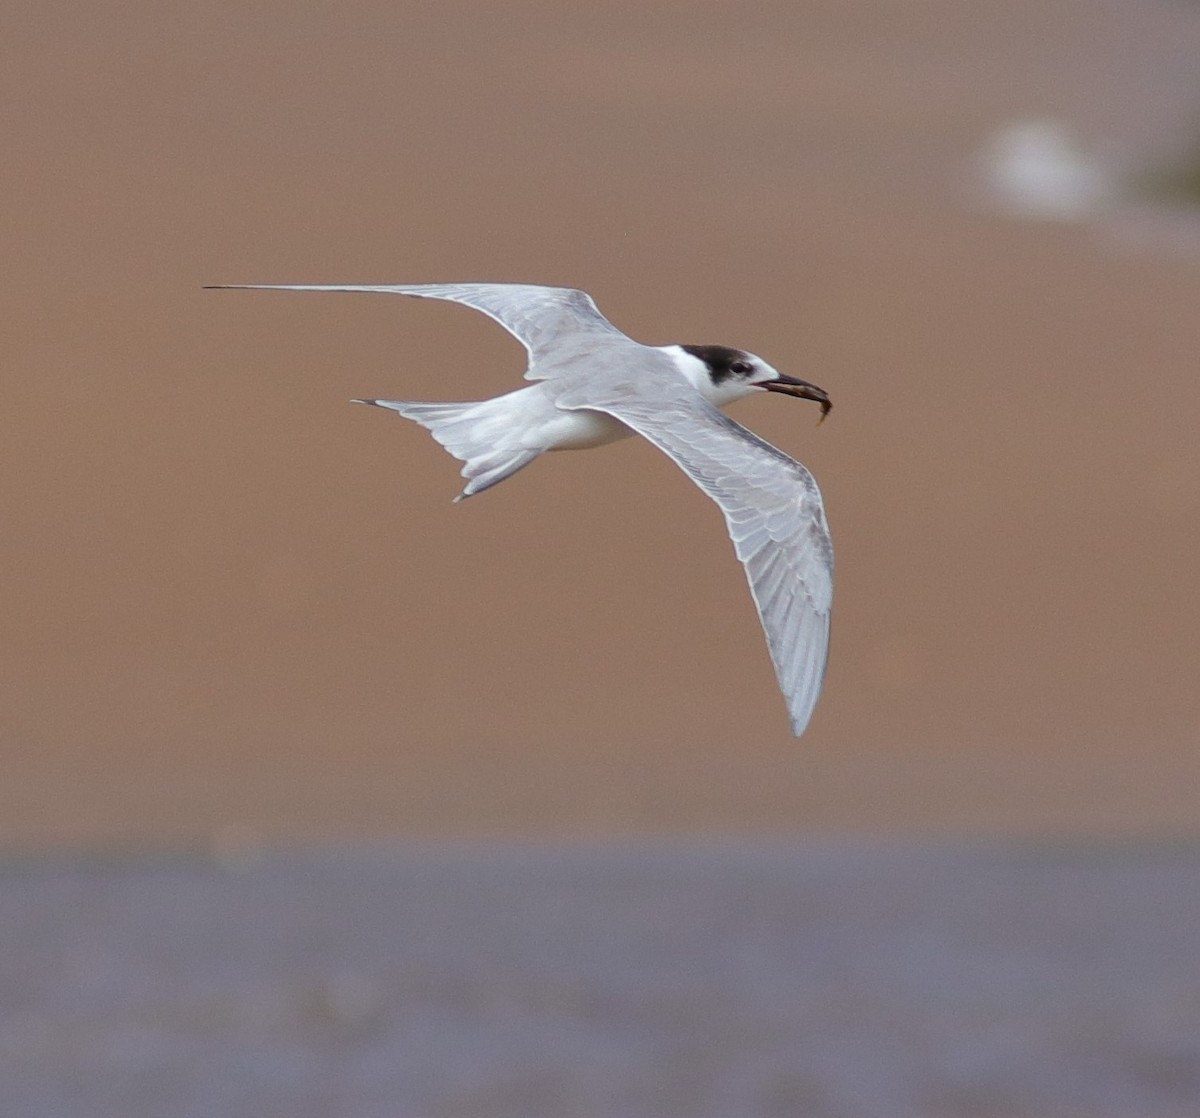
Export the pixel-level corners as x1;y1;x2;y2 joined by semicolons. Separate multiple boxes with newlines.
354;398;542;501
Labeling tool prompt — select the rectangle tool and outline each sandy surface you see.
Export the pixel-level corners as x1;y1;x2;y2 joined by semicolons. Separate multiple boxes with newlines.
4;0;1200;847
5;840;1199;1117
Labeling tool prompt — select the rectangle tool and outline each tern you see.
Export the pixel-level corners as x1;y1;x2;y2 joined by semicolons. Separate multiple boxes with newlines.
207;283;834;735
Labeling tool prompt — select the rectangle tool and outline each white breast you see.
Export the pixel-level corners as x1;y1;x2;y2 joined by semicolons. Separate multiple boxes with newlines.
484;383;633;452
541;407;632;450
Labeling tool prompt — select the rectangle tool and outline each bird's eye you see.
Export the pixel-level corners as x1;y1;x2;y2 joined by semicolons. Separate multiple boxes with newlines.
729;360;753;375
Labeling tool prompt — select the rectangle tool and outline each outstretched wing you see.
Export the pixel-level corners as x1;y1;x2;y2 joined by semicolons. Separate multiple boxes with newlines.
557;378;833;736
204;283;627;375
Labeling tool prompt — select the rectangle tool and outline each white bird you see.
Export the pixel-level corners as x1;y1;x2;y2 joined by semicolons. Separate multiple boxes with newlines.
208;283;834;735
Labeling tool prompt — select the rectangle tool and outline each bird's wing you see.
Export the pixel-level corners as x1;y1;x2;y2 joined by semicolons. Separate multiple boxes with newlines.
204;283;626;375
556;379;833;736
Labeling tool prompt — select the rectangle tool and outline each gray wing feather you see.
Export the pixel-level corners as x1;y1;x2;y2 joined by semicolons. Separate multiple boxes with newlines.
204;283;626;375
558;385;833;736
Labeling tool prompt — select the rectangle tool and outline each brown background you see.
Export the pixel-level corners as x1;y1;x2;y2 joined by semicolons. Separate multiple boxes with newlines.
4;0;1199;848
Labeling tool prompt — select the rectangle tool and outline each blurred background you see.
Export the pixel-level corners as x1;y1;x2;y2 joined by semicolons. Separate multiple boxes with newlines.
4;1;1199;1115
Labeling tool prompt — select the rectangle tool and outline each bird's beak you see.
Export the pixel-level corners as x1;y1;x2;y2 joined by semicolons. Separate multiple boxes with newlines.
762;375;832;422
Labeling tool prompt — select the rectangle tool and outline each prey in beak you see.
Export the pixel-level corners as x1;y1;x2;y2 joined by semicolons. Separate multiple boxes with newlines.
761;374;833;423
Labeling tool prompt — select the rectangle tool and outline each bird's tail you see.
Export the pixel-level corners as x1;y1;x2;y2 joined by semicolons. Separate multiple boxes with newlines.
355;397;542;501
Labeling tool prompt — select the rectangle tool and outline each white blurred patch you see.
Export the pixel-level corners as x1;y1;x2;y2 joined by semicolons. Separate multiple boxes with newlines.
980;119;1118;222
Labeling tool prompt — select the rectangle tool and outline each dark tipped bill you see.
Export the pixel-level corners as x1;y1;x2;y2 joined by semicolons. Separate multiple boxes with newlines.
762;374;832;422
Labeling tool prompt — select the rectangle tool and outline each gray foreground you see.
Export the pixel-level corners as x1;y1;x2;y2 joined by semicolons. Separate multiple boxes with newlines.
3;841;1198;1118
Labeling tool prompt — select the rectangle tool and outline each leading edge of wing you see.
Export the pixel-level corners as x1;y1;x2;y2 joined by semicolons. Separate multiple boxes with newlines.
559;389;833;735
203;283;626;371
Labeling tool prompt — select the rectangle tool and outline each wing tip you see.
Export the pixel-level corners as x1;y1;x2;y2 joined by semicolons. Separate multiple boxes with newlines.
203;284;290;291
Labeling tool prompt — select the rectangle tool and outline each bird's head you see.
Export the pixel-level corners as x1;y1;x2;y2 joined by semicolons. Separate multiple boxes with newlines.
666;344;832;419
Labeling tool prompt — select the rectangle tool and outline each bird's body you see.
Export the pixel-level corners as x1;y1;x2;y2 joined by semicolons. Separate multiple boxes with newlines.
510;390;630;451
208;282;834;735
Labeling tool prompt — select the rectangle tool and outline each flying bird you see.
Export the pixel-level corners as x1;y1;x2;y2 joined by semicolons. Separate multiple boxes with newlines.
207;283;834;735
